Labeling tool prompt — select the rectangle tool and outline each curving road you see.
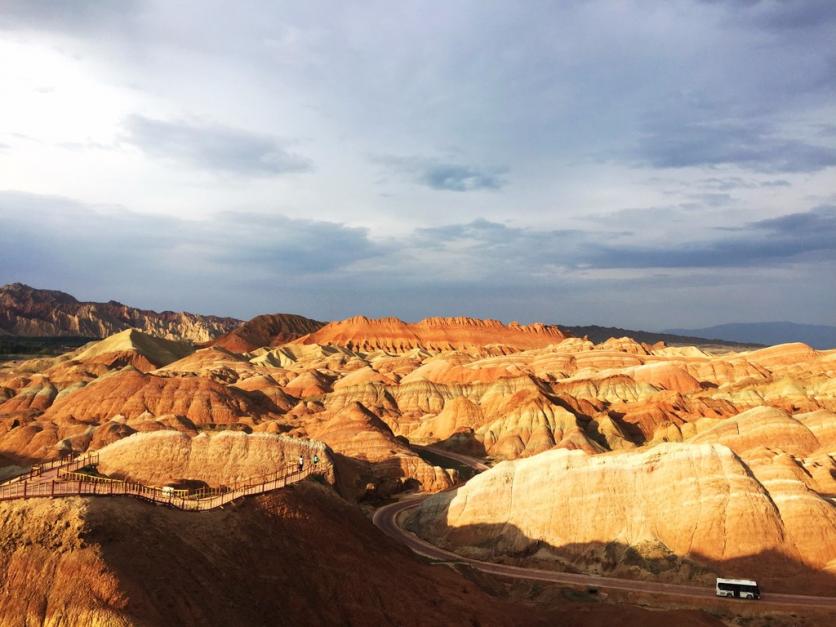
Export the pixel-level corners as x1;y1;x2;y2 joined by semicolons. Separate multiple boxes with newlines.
415;444;490;472
374;447;836;611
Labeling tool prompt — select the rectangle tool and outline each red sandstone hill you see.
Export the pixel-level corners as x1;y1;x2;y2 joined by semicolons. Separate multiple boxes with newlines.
297;315;570;352
212;313;325;352
40;368;281;427
0;283;240;342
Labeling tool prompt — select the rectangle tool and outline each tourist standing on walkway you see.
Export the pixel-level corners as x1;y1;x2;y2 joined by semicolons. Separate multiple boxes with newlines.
297;455;304;472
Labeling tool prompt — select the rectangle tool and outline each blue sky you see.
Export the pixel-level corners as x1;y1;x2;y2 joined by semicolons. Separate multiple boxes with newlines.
0;1;834;328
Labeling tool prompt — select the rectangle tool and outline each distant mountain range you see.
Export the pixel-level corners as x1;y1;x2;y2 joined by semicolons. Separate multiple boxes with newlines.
5;283;831;351
0;283;240;343
560;325;759;349
664;322;836;350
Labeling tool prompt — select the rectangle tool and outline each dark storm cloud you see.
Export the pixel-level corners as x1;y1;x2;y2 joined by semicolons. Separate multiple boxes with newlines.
1;191;834;324
749;205;836;239
697;0;836;32
420;163;506;192
638;120;836;173
736;0;836;32
415;206;836;271
207;212;388;272
415;219;582;258
0;191;380;289
124;115;312;176
588;205;836;269
375;156;507;192
0;0;143;32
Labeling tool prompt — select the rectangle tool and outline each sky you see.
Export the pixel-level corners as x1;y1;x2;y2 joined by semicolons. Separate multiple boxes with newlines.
0;0;834;329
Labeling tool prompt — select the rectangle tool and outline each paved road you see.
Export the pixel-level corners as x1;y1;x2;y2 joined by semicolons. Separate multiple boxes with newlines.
374;448;836;611
416;444;491;472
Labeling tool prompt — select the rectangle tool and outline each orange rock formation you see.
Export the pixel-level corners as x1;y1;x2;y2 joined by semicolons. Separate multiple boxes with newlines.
212;313;324;352
409;442;836;593
1;322;834;521
297;315;568;352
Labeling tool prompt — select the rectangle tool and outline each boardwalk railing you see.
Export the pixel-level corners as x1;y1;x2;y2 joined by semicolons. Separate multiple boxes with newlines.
0;452;94;486
0;453;323;511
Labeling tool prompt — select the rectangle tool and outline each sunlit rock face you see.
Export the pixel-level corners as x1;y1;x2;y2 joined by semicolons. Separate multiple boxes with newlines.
39;368;279;426
296;315;569;353
96;430;334;488
411;444;786;560
408;441;836;592
306;402;455;498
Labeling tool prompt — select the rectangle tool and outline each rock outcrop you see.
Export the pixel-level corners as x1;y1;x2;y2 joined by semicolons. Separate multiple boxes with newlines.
96;430;333;487
297;315;569;353
308;402;455;497
212;313;325;352
0;283;239;341
409;443;836;593
41;369;281;427
72;329;194;372
0;483;566;627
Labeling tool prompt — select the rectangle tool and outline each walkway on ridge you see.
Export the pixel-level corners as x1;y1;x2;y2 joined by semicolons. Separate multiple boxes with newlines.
0;453;320;511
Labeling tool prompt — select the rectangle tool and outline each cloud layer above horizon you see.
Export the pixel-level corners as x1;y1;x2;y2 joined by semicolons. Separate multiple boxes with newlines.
0;1;834;328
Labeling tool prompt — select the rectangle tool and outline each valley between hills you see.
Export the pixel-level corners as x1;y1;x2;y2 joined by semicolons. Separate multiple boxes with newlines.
0;285;834;626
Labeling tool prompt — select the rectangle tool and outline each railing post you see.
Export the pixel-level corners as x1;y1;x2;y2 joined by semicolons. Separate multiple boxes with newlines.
50;480;54;497
23;481;27;498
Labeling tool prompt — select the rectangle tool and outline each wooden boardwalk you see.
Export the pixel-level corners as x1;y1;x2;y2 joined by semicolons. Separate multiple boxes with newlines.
0;452;320;511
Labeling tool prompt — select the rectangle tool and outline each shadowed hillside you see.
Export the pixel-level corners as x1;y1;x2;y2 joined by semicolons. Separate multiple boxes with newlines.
0;283;240;342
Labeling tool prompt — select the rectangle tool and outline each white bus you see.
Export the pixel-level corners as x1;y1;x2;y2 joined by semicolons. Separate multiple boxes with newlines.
715;577;760;600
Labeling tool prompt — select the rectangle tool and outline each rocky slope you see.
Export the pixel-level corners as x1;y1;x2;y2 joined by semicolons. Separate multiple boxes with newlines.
0;283;239;341
96;430;334;488
40;368;282;427
1;319;835;617
0;482;569;627
0;481;730;627
2;330;834;490
408;441;836;594
307;402;456;498
71;328;194;372
0;331;458;496
296;315;569;353
212;313;325;352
